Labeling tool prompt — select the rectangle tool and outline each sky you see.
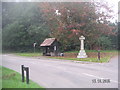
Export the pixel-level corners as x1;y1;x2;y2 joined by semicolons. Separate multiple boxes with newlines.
105;0;119;22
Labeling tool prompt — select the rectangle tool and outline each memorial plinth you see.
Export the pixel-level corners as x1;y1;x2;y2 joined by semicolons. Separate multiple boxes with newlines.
77;36;87;58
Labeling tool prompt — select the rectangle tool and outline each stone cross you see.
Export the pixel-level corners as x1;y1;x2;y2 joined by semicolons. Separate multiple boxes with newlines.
77;35;87;58
79;36;85;50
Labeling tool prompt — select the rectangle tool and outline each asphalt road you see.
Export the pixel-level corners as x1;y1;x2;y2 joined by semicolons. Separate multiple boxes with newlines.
1;54;118;88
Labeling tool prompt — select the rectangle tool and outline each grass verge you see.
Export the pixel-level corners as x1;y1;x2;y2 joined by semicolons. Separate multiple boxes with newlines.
13;50;118;63
65;50;118;53
15;53;42;57
50;50;118;63
2;66;43;88
50;56;111;63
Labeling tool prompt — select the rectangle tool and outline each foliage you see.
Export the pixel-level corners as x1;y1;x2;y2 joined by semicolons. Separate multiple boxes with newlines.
97;36;112;49
2;2;50;51
39;2;117;51
2;2;117;52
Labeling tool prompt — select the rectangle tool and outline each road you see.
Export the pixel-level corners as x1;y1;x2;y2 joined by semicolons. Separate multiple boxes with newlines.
1;54;118;88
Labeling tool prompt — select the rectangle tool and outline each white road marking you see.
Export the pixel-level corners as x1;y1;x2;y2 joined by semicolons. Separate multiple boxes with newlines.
83;73;118;83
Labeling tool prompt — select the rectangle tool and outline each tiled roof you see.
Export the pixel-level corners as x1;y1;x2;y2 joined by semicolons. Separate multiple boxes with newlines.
40;38;56;46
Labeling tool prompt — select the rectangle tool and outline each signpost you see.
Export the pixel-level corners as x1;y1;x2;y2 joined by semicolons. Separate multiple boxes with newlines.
21;65;29;84
21;65;24;82
98;50;100;60
33;42;37;53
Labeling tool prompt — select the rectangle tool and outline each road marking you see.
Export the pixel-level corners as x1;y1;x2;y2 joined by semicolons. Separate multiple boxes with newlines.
83;73;119;83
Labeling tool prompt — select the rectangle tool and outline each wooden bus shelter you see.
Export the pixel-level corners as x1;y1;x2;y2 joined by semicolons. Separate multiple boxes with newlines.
40;38;60;56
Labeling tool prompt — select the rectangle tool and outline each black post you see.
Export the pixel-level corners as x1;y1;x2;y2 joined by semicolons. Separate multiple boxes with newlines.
21;65;24;82
98;50;100;60
34;47;35;53
26;67;29;84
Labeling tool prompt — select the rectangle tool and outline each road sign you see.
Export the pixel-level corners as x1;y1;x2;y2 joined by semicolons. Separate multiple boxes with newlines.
33;43;37;47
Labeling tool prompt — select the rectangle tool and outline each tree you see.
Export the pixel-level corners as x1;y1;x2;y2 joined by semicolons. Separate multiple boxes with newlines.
39;2;115;51
2;2;50;51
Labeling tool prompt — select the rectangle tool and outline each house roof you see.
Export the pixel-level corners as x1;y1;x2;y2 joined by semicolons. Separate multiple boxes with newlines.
40;38;56;46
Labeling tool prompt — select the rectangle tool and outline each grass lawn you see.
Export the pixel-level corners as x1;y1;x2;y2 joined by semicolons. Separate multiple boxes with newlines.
15;52;42;57
14;50;118;63
65;50;118;53
50;50;118;63
50;56;112;63
2;66;43;88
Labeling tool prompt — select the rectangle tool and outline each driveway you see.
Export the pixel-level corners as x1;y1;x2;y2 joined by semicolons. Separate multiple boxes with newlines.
1;54;118;88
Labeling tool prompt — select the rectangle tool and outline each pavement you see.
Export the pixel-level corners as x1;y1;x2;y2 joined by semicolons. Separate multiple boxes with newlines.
1;54;119;88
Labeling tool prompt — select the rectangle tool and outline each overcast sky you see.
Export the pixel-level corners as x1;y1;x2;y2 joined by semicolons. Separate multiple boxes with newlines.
106;0;119;22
